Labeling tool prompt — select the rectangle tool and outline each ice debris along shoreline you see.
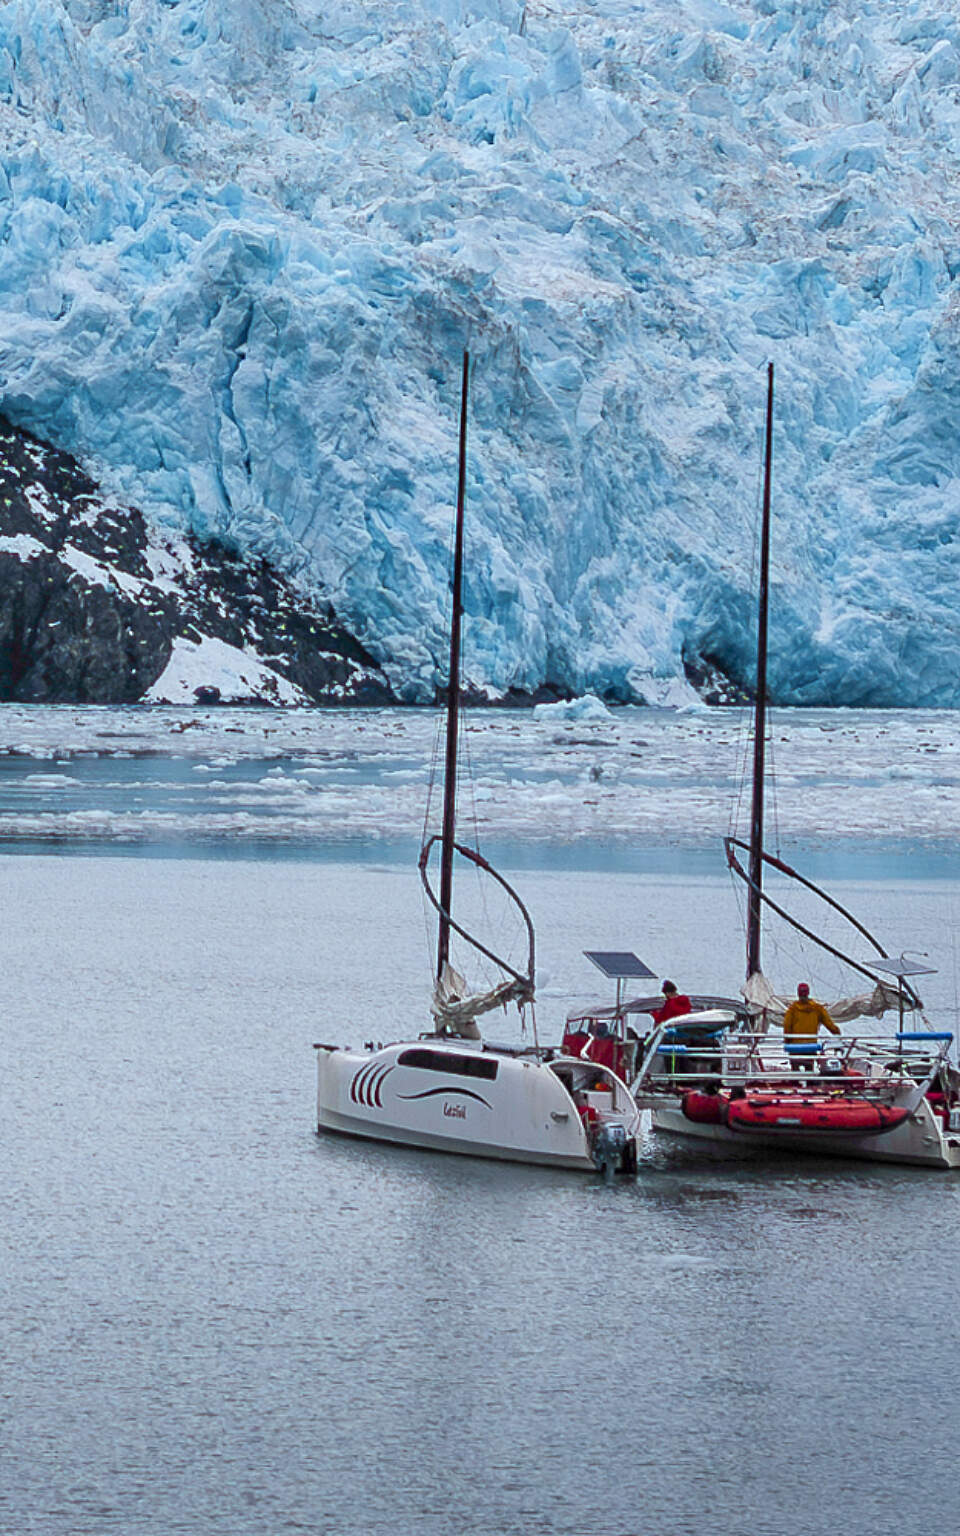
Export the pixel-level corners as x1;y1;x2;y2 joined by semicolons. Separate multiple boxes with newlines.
2;2;960;705
0;703;958;853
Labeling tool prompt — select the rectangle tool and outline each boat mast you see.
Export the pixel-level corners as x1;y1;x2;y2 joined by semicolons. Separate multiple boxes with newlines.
746;361;774;981
437;349;469;982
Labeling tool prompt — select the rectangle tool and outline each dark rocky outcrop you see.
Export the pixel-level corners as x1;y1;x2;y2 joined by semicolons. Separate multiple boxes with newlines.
682;652;752;707
0;417;394;705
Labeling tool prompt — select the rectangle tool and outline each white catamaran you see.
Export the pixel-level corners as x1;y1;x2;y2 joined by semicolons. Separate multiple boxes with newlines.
314;353;641;1173
576;364;960;1168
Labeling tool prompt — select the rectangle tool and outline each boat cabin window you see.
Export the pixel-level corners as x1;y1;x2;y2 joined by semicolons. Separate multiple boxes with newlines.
551;1062;611;1092
397;1048;499;1081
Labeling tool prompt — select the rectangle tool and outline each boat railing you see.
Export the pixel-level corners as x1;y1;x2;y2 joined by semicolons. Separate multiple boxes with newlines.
660;1029;951;1056
639;1028;953;1091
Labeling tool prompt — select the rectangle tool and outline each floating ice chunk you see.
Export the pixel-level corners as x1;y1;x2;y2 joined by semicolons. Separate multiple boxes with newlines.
532;694;612;722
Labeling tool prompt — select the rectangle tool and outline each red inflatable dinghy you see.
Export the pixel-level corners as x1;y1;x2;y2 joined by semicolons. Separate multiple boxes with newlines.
681;1090;727;1125
725;1093;909;1137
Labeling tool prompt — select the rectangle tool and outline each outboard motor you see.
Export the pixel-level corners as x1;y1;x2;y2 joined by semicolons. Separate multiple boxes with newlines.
591;1120;627;1176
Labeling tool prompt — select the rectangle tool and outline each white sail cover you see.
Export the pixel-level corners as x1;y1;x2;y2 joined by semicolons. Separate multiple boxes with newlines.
743;971;910;1024
431;963;533;1038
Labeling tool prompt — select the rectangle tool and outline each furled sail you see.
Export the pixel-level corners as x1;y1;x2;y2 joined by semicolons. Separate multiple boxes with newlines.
420;837;536;1039
743;971;911;1025
431;962;534;1038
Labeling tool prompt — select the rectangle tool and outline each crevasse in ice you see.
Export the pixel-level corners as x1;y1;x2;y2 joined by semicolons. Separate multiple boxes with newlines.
0;0;958;705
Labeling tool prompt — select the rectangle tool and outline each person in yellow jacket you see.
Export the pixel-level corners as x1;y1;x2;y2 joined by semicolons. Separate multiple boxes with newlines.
783;982;839;1070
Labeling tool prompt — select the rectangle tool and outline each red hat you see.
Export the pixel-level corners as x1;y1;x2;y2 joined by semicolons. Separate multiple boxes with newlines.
797;982;810;996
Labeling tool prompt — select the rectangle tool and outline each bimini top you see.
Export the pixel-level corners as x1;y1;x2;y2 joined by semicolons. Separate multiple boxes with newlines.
566;993;752;1027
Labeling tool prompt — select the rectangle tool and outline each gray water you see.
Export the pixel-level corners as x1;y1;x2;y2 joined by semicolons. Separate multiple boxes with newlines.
5;848;960;1536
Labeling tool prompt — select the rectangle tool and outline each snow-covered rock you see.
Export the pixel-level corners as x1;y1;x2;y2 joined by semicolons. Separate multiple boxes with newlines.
0;1;958;704
145;635;309;706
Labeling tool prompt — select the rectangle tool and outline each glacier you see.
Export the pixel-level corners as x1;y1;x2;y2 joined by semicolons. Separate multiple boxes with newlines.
0;0;958;705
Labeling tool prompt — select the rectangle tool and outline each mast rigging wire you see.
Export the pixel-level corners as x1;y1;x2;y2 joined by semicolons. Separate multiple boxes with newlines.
419;835;536;991
725;835;922;1008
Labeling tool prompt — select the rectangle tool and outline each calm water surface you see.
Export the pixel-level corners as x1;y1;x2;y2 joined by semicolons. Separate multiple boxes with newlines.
4;847;960;1536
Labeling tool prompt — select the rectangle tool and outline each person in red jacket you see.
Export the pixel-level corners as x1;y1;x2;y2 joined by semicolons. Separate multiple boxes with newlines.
652;980;692;1024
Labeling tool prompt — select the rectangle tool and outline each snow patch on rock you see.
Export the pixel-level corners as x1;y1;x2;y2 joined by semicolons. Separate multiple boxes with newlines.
145;636;309;706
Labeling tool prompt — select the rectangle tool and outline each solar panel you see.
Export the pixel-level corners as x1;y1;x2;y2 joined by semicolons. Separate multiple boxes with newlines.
863;956;938;978
583;950;657;979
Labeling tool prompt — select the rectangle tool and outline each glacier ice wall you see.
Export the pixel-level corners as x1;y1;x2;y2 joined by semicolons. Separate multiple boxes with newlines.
0;0;959;704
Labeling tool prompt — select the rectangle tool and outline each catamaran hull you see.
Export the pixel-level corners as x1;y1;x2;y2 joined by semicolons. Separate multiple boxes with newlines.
651;1098;960;1168
316;1042;641;1173
317;1103;595;1169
